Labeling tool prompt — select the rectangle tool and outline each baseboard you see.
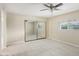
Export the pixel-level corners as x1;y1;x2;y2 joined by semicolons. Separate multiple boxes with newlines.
52;39;79;48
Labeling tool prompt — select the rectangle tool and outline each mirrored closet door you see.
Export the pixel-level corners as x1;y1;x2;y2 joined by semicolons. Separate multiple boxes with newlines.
36;22;46;39
24;20;46;42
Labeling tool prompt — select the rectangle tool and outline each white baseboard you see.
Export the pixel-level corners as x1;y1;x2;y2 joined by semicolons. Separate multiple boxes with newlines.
52;39;79;48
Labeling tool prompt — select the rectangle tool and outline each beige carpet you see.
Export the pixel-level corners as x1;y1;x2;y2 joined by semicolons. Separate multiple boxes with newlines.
0;39;79;56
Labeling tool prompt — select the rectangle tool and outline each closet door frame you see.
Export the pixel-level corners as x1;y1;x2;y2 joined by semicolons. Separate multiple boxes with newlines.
24;20;46;42
24;20;27;42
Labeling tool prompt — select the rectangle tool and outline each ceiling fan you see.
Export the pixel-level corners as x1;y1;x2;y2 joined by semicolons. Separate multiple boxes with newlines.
40;3;63;12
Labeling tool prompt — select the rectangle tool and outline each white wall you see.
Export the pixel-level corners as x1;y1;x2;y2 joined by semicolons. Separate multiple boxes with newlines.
7;13;47;45
0;12;1;48
48;10;79;45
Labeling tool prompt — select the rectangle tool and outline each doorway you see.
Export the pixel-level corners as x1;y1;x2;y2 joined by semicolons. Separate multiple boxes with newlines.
24;20;46;42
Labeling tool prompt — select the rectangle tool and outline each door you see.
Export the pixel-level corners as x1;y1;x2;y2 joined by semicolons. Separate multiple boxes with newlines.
24;21;46;42
24;21;37;42
36;22;46;39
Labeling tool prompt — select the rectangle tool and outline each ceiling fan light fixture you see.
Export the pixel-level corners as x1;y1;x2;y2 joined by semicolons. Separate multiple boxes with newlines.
40;3;63;14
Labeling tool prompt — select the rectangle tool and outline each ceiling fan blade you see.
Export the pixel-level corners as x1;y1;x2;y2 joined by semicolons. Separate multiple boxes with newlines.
55;3;63;7
40;9;48;11
43;4;50;8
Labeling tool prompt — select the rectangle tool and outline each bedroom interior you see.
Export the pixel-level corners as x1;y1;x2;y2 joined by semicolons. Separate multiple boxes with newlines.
0;3;79;56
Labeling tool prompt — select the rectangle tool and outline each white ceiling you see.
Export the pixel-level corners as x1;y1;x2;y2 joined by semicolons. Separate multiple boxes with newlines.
2;3;79;17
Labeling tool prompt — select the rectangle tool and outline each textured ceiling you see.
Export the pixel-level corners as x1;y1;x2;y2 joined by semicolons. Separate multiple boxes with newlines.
1;3;79;17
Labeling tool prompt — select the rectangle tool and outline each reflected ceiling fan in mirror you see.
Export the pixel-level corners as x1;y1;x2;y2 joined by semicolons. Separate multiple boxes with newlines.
40;3;63;12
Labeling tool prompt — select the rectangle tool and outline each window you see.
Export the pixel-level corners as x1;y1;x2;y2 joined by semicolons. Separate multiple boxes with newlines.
60;21;79;30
